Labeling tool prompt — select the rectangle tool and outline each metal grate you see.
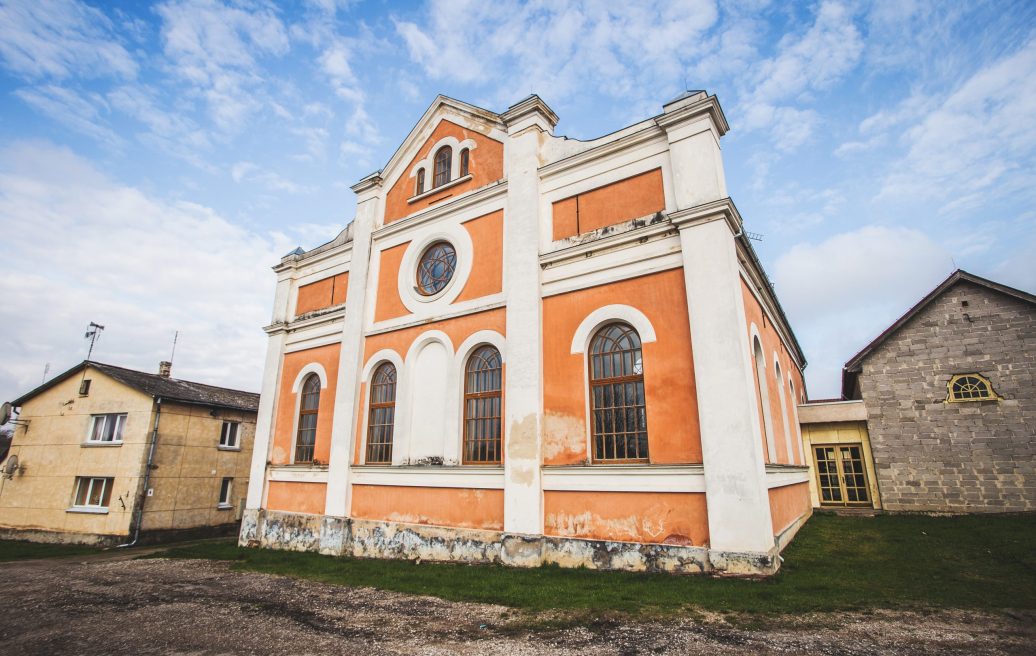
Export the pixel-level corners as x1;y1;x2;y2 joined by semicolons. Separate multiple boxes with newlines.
365;363;397;464
589;323;649;462
463;346;502;464
294;373;320;463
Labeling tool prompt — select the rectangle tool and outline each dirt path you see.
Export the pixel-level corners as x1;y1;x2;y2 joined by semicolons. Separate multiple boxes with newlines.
0;556;1031;655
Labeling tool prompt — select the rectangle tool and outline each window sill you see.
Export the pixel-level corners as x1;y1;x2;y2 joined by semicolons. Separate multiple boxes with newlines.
407;174;472;204
216;504;233;511
81;441;123;447
217;446;241;452
67;507;109;515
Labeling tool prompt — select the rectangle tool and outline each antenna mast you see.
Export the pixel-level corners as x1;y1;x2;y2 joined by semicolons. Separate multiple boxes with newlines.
42;362;50;384
84;322;105;361
170;330;179;364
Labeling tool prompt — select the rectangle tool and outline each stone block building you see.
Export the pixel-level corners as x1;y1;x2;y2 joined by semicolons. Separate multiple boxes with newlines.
840;270;1035;513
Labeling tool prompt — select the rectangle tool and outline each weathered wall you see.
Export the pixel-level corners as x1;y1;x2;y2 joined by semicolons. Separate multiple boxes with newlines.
142;401;256;532
266;481;327;515
351;485;504;530
543;491;708;546
768;482;811;535
858;280;1036;512
551;168;665;240
454;210;503;302
542;269;701;465
0;370;151;540
295;272;348;316
271;343;341;465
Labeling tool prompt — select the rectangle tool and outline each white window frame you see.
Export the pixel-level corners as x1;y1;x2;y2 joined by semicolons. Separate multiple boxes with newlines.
218;477;233;508
86;413;127;444
71;476;113;513
219;420;240;449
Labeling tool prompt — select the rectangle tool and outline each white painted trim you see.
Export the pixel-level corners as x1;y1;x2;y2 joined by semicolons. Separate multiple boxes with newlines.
542;465;705;492
765;467;810;488
395;222;474;314
569;304;658;354
773;354;794;466
350;466;504;490
407;135;478;185
408;174;472;204
750;326;777;463
398;330;456;466
367;297;506;336
269;466;330;484
361;349;406;382
291;363;328;392
452;330;506;464
788;376;804;464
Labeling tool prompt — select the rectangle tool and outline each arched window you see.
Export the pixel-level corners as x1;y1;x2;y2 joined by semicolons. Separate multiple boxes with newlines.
295;373;320;463
947;373;997;402
774;359;792;464
459;148;470;177
588;322;648;462
753;337;776;463
463;345;502;463
415;168;425;195
433;146;451;188
365;363;397;464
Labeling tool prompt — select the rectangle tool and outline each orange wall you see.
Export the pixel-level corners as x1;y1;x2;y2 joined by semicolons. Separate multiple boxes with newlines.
769;482;811;535
296;273;348;316
374;243;410;323
552;168;665;240
544;491;708;546
271;343;341;465
351;485;504;530
455;210;503;302
267;481;327;515
384;119;504;224
542;269;701;465
742;279;801;465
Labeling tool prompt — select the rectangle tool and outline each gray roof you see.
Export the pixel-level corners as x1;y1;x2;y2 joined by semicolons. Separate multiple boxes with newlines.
11;361;259;413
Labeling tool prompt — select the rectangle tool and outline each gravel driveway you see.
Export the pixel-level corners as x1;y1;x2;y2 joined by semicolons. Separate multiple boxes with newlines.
0;553;1032;655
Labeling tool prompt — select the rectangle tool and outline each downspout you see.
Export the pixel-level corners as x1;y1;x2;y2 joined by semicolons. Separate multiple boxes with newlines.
117;397;162;548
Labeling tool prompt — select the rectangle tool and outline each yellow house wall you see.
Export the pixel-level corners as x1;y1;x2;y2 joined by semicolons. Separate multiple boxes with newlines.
141;402;256;531
0;368;154;542
800;420;882;509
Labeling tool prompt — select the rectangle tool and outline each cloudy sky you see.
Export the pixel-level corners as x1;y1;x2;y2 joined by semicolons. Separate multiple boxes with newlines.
0;0;1034;403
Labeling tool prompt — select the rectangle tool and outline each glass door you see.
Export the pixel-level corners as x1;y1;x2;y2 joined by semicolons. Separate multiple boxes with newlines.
814;444;870;507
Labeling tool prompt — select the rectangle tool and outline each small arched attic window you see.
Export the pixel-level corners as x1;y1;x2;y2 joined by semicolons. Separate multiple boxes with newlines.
433;146;452;188
947;373;998;402
460;148;470;177
415;168;425;195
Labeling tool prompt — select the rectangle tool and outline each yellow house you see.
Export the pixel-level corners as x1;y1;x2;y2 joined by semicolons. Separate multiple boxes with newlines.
0;360;258;545
798;400;882;511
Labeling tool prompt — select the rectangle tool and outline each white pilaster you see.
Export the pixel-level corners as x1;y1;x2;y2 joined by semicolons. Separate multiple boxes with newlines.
324;174;382;518
674;203;774;555
245;275;292;510
500;96;557;535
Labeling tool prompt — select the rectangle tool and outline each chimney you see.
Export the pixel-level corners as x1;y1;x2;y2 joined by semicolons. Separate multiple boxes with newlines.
158;361;172;378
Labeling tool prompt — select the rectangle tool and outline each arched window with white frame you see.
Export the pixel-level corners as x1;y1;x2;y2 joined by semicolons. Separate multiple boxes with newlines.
295;373;320;463
588;322;649;462
753;336;777;463
415;168;425;195
459;148;470;177
433;146;452;188
463;345;502;464
365;362;397;464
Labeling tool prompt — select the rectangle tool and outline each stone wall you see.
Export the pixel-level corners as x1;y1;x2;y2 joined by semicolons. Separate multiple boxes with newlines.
859;280;1035;512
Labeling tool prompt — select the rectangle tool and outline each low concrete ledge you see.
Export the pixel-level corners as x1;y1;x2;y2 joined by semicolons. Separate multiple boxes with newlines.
237;509;793;576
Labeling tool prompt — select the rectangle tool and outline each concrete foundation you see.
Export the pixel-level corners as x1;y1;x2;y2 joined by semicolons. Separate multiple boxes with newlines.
238;509;781;575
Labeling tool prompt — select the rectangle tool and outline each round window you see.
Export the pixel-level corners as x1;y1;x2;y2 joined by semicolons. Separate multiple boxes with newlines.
415;241;457;296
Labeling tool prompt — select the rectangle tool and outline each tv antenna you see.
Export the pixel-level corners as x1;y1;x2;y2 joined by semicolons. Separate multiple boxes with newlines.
170;330;179;364
42;362;50;384
85;322;105;361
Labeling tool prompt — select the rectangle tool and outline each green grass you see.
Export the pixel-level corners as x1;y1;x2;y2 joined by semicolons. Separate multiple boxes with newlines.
0;540;102;561
151;513;1036;615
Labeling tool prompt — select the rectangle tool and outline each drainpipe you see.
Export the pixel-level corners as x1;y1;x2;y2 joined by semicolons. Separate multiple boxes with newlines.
117;397;162;548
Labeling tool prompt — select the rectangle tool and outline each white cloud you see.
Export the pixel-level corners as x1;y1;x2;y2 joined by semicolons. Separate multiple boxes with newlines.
774;225;953;397
14;85;122;145
0;0;137;80
878;36;1036;213
0;141;299;404
230;160;313;194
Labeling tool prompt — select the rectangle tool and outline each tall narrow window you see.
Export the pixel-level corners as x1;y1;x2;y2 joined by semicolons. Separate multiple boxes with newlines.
295;373;320;463
366;363;396;464
589;322;648;462
416;168;425;195
753;337;776;462
218;477;233;508
464;346;502;464
219;421;240;449
433;146;451;187
459;148;470;177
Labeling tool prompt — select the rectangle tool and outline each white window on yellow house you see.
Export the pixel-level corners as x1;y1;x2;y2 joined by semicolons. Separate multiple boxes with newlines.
218;477;233;509
219;421;240;449
947;373;999;402
72;476;113;511
87;413;126;443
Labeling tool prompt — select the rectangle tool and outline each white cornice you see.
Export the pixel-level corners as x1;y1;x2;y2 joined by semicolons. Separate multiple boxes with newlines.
540;214;675;267
372;180;508;242
538;125;664;179
655;93;730;137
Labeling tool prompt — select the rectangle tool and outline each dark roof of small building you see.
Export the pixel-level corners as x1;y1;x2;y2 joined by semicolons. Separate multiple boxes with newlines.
11;361;260;413
840;269;1036;398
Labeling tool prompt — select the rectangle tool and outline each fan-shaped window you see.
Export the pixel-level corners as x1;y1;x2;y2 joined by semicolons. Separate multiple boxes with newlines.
433;146;452;187
588;322;648;462
366;363;396;464
416;241;456;296
459;148;470;177
947;373;997;402
415;168;425;195
295;373;320;463
463;346;502;464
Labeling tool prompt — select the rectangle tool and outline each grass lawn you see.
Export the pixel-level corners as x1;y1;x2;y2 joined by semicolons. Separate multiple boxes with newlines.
0;540;102;562
152;513;1036;615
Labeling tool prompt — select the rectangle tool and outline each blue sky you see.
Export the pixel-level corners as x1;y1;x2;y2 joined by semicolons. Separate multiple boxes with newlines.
0;0;1034;403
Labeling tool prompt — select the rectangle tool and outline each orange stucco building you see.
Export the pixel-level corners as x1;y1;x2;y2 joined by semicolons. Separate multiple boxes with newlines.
241;92;811;575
